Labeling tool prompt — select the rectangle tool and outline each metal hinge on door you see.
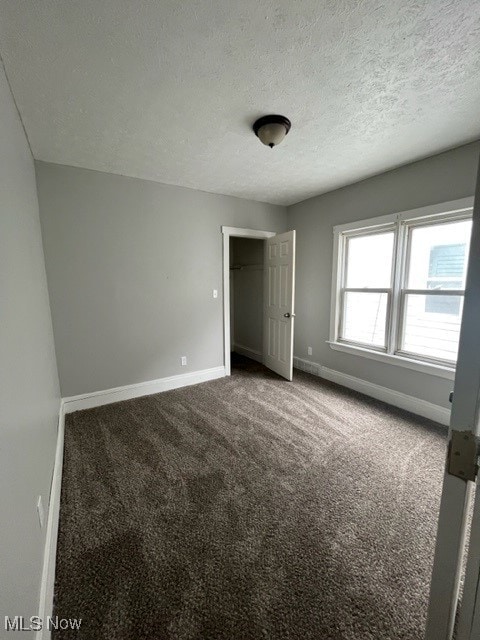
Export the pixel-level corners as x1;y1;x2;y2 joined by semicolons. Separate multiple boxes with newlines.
448;430;480;482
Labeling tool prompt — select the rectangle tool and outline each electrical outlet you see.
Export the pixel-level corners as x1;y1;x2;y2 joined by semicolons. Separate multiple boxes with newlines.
37;496;44;529
181;356;187;366
307;347;313;356
213;289;218;299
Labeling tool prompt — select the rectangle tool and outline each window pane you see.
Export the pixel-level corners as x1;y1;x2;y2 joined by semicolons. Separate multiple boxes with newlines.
401;293;463;362
342;292;388;347
345;232;394;288
407;219;472;290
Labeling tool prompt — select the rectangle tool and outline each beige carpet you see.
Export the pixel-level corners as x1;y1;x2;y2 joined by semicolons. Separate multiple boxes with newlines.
54;355;447;639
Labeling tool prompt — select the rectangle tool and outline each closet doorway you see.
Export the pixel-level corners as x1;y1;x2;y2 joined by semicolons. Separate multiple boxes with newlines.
222;226;296;380
230;236;265;367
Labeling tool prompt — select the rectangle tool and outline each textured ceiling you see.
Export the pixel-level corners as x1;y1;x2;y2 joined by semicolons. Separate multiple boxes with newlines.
0;0;479;205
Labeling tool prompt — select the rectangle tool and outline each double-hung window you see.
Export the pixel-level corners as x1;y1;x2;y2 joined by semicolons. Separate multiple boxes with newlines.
330;199;473;374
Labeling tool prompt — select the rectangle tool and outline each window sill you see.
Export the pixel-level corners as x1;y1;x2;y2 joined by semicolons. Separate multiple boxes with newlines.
327;341;455;381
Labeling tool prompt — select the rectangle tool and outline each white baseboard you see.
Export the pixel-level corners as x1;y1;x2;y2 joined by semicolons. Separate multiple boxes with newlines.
232;343;263;364
36;401;65;640
63;366;226;413
293;356;450;426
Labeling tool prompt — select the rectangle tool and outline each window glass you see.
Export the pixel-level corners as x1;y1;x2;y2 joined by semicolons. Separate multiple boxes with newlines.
401;293;463;362
345;232;394;288
407;220;471;290
342;291;388;348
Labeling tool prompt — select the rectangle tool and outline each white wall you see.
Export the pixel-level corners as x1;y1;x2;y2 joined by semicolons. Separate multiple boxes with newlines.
287;141;480;410
0;66;60;634
36;162;286;397
231;237;264;355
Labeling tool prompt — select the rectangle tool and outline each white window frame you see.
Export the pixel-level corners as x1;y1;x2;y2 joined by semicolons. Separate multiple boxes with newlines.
329;197;474;380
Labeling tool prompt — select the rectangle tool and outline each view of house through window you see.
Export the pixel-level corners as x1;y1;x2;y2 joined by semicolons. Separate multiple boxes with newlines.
334;209;472;367
401;219;471;362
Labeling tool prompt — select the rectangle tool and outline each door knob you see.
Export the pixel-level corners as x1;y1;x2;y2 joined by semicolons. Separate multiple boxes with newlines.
284;312;296;318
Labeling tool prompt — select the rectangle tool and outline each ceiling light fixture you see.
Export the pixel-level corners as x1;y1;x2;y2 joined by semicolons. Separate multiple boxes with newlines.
253;115;291;148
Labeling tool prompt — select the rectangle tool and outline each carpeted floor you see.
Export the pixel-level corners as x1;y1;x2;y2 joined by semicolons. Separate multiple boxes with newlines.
54;355;447;639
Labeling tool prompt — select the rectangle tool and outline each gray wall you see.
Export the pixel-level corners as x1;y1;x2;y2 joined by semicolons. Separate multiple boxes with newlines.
0;67;60;633
36;162;286;397
231;237;264;355
287;141;480;409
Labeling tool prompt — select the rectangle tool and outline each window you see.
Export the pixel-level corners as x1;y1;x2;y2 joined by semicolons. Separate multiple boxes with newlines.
330;199;473;373
341;229;394;349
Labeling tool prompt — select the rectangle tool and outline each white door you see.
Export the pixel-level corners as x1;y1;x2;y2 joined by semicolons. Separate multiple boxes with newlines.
425;161;480;640
263;230;296;380
456;479;480;640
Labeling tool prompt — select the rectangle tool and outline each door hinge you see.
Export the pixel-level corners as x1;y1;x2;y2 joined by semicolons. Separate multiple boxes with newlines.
448;430;480;482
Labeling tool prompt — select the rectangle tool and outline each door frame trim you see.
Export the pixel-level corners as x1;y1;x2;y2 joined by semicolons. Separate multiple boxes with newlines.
425;158;480;640
221;226;276;376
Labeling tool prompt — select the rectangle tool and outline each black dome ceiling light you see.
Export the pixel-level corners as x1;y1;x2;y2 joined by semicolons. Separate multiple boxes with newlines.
253;115;291;148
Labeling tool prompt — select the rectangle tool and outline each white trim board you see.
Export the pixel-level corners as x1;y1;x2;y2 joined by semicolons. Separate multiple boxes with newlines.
63;366;226;413
36;401;65;640
293;356;450;426
332;197;474;234
221;226;277;239
232;343;263;364
327;340;455;380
